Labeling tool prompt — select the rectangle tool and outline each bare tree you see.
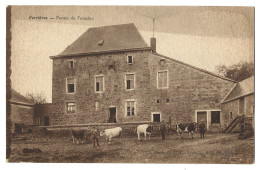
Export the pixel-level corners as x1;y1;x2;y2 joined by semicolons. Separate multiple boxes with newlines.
26;92;47;104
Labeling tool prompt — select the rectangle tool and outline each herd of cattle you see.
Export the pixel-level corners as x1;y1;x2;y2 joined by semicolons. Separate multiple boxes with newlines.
71;122;198;147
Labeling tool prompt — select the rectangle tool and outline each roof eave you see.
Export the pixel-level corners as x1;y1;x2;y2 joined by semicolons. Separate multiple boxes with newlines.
50;47;152;59
221;92;254;104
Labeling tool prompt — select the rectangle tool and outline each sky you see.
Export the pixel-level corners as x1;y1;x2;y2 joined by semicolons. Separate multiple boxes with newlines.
10;6;254;102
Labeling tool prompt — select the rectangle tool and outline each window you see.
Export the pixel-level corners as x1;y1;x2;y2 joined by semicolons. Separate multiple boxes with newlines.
69;61;74;69
211;111;220;124
126;101;135;116
157;70;168;88
126;74;135;90
127;56;133;64
37;116;41;126
239;97;245;114
67;78;75;93
67;102;75;113
95;101;99;111
157;99;161;103
152;113;161;122
166;99;170;103
95;75;104;92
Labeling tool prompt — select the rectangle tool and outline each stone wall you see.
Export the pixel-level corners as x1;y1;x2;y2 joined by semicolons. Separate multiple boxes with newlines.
35;103;52;126
51;50;235;131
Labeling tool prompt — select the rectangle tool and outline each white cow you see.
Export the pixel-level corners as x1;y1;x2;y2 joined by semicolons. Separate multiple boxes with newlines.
100;127;122;142
137;124;153;140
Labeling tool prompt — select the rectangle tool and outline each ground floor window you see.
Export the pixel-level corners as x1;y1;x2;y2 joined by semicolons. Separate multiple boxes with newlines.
126;100;135;116
37;116;41;126
152;113;161;122
211;111;220;124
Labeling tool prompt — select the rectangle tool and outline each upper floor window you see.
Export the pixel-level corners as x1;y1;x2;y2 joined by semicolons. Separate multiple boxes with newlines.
69;60;74;69
126;73;135;90
157;70;168;88
67;102;76;113
95;75;104;93
126;100;135;116
127;55;133;64
66;78;75;93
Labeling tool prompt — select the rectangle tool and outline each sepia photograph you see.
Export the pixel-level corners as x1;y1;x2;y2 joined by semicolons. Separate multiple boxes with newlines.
6;5;255;164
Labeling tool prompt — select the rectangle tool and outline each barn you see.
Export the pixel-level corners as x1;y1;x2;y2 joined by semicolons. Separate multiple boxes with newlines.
221;76;254;132
10;89;35;133
49;23;237;132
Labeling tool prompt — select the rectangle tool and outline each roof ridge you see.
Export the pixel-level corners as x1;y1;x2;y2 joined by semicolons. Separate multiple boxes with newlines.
88;23;135;29
152;52;237;83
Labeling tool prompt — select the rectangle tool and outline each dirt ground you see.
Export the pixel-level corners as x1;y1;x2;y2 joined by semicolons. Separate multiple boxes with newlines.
8;132;254;163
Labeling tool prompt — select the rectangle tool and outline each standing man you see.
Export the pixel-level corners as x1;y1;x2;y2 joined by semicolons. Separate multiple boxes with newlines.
160;121;166;140
199;120;206;138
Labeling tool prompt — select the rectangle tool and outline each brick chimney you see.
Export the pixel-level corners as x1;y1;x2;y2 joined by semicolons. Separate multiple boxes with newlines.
150;37;156;52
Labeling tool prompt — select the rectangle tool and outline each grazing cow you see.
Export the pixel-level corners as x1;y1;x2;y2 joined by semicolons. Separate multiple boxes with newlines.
176;122;197;139
72;129;85;144
137;124;153;140
100;127;122;142
85;127;100;147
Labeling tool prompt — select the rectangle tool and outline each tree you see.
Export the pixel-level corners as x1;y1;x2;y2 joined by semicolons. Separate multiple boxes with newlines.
215;61;254;82
26;92;47;104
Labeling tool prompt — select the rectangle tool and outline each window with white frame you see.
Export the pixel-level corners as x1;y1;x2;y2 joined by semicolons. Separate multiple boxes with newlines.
95;75;104;92
126;74;135;90
67;102;76;113
67;78;75;93
126;101;135;116
157;70;168;88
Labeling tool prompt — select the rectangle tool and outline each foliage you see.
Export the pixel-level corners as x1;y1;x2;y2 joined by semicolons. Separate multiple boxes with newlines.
215;61;254;81
26;92;46;104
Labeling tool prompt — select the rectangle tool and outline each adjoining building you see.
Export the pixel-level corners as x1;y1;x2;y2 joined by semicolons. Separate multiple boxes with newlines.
49;23;238;132
10;89;34;133
221;76;254;131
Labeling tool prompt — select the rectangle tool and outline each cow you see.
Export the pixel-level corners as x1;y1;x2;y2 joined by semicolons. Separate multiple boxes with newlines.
136;124;153;140
176;122;197;139
85;127;100;147
100;127;122;142
72;129;85;144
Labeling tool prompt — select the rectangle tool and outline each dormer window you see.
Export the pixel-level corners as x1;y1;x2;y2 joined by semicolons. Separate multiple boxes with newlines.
127;55;133;64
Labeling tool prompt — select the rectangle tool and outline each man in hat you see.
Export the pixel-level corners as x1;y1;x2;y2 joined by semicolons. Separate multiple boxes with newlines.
198;120;206;138
159;120;166;140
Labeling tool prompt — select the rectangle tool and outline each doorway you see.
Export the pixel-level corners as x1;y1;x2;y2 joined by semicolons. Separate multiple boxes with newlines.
109;107;117;123
197;111;207;130
44;116;49;126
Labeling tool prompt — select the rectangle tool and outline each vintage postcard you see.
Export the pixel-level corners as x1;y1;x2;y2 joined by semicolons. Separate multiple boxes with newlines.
6;6;254;164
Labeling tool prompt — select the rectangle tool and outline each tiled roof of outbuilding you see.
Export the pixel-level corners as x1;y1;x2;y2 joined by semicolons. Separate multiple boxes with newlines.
57;23;149;57
222;76;254;103
10;89;34;106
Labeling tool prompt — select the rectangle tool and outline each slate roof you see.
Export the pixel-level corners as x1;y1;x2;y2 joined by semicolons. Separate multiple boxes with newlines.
222;76;254;103
57;23;149;57
10;89;34;106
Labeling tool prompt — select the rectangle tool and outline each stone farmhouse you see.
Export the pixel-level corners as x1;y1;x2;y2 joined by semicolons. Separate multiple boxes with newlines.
49;23;239;132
